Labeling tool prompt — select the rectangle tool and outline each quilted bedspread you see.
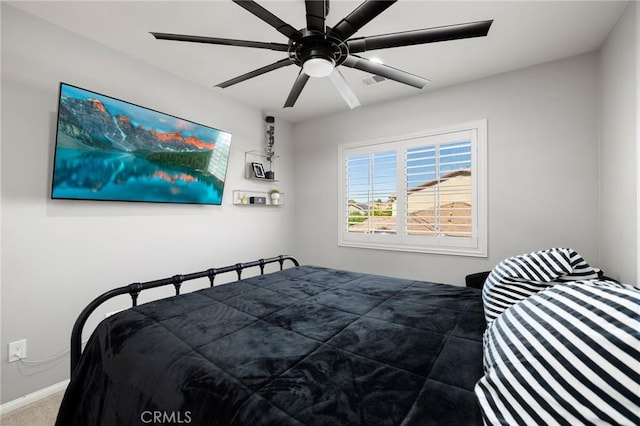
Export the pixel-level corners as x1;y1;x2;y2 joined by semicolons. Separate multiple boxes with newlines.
56;266;485;425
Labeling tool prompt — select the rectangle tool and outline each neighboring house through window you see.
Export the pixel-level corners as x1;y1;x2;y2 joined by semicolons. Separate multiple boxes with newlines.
339;120;487;257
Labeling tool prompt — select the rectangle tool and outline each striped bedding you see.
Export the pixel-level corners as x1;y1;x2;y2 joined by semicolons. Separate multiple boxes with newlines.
481;248;600;325
475;249;640;425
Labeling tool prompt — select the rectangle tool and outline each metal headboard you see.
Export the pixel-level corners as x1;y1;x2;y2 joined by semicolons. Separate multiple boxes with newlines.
70;255;299;375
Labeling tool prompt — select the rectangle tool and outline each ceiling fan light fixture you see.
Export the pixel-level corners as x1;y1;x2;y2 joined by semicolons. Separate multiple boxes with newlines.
303;57;335;78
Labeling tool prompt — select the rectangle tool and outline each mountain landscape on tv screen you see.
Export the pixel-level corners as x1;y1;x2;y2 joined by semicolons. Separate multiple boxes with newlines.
52;85;231;205
58;95;218;167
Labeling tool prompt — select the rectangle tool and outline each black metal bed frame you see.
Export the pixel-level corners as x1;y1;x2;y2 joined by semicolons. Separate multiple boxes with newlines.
70;255;299;374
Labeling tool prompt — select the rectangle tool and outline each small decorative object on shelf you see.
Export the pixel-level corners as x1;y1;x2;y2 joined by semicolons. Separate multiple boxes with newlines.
249;196;266;204
265;116;275;180
270;189;281;205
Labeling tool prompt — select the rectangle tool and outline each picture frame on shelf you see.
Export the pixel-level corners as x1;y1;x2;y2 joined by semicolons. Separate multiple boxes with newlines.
252;162;265;179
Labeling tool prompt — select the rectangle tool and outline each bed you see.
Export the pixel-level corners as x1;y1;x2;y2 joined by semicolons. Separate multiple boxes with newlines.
56;255;487;425
57;251;640;425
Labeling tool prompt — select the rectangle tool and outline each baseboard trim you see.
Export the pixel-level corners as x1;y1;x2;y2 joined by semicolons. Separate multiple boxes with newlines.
0;379;69;416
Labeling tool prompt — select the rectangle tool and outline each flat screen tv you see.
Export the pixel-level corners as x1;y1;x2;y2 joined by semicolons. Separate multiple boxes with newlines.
51;83;232;205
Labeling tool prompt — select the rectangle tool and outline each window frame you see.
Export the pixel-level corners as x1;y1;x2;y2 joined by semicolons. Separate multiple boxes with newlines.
338;120;487;257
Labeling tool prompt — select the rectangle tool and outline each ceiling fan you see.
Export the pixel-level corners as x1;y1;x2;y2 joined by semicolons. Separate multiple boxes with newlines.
151;0;493;109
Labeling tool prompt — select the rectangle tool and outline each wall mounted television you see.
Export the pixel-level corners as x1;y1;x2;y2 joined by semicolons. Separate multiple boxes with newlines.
51;83;232;205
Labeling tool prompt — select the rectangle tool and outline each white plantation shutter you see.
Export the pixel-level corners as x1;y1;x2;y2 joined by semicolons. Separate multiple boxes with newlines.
405;140;472;238
339;120;487;257
346;151;397;233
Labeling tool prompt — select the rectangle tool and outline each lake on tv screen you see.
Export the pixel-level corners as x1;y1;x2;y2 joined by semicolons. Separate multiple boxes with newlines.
52;147;225;205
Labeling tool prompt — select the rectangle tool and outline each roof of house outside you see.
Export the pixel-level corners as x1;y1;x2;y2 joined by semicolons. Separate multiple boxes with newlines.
389;169;471;201
409;169;471;194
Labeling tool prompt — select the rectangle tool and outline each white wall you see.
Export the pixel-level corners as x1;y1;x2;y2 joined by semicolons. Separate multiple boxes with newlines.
293;53;601;285
1;4;295;403
598;1;638;284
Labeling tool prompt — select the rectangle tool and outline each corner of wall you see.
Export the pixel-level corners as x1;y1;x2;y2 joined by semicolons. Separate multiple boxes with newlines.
597;0;638;283
636;0;640;283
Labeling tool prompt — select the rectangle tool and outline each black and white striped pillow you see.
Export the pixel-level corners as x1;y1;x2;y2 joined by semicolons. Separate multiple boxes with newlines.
482;248;599;325
475;280;640;425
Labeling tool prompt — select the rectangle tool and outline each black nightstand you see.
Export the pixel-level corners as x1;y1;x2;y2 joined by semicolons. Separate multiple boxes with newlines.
465;271;490;289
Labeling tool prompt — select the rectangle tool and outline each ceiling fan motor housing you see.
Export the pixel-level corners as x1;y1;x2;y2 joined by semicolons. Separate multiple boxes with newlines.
289;31;349;73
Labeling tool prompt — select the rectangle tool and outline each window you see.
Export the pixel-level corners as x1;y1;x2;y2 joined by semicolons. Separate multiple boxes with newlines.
339;120;487;257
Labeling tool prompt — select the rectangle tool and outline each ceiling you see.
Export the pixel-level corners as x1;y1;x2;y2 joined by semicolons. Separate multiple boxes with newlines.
10;1;627;123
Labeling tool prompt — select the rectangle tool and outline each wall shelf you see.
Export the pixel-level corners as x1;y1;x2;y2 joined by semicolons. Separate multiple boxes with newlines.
233;190;284;206
245;151;279;182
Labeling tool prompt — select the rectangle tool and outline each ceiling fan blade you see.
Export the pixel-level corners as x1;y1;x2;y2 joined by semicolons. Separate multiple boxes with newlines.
216;58;293;88
330;0;396;41
284;72;310;108
328;69;361;109
341;55;429;89
233;0;302;40
347;20;493;53
305;0;328;33
151;33;289;52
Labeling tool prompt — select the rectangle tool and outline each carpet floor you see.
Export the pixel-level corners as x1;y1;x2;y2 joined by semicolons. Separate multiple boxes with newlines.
1;391;64;426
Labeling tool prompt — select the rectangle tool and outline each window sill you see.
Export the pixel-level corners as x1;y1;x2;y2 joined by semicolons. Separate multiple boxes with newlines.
338;239;487;257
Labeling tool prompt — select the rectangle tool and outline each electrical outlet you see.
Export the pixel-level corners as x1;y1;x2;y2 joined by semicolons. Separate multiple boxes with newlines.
8;339;27;363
